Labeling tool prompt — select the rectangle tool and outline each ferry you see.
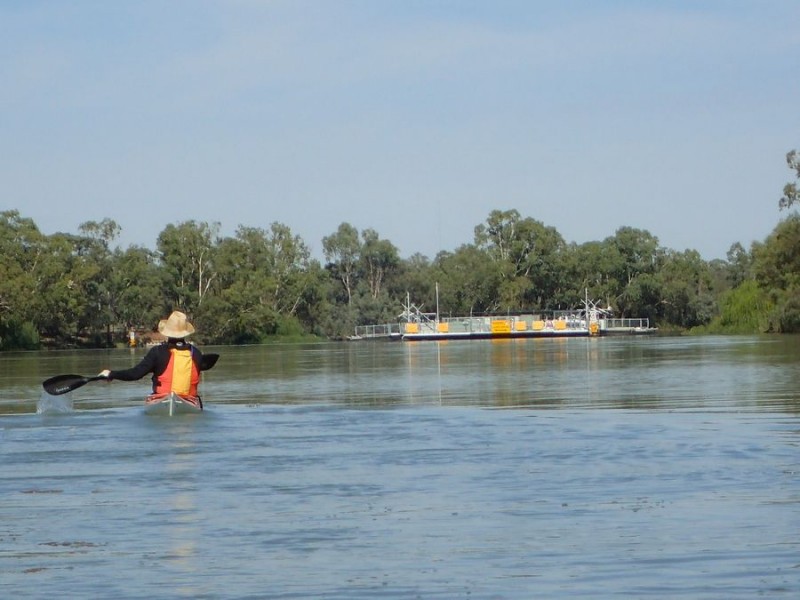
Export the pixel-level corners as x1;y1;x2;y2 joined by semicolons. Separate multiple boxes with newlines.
353;291;657;342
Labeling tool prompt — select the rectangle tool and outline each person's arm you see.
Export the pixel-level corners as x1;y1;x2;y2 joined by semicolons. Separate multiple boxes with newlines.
102;346;162;381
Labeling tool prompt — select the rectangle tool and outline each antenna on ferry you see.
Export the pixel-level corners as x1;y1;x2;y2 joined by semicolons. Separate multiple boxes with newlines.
436;282;440;324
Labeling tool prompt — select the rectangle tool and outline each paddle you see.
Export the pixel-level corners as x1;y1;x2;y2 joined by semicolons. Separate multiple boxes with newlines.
201;353;219;370
42;374;107;396
42;353;220;396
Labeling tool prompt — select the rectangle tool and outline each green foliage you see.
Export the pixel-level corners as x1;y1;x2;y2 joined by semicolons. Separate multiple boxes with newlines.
157;221;221;311
656;249;716;328
322;222;361;306
751;213;800;332
275;315;307;338
0;319;40;350
434;245;502;315
694;280;769;334
473;209;567;310
779;149;799;210
5;156;800;349
768;289;800;333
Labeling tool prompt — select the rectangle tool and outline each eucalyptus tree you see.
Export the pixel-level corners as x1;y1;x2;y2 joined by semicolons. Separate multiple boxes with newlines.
473;209;566;311
0;210;44;348
210;226;280;343
322;222;361;307
209;223;317;342
752;213;800;332
390;252;436;306
359;228;400;300
157;221;221;312
560;240;620;308
656;249;716;328
338;228;402;328
290;259;334;338
79;219;121;245
266;222;316;316
750;150;800;331
1;213;121;346
752;150;800;330
778;149;799;210
35;232;102;343
605;227;663;318
107;245;164;337
724;242;753;288
75;219;121;343
433;245;501;315
608;226;661;284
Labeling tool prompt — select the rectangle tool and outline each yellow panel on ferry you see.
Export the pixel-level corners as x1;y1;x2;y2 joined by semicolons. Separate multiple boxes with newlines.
554;320;567;331
532;320;545;331
515;321;527;331
405;323;419;334
437;323;449;333
491;320;511;334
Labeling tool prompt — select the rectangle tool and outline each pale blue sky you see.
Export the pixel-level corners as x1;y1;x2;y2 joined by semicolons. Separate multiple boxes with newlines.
2;1;798;260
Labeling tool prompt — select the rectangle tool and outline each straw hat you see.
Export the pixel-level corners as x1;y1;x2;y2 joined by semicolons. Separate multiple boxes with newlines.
158;311;195;339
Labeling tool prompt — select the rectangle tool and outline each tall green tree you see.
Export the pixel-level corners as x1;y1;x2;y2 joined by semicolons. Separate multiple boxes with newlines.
724;242;752;288
359;228;400;300
322;222;361;306
207;222;317;342
157;221;220;312
561;240;620;309
76;219;121;344
606;227;663;318
657;249;716;328
266;222;315;316
713;280;771;333
107;246;164;336
473;209;566;311
210;226;279;343
752;213;800;332
390;253;436;309
434;245;500;315
0;210;44;348
778;149;799;210
35;232;101;343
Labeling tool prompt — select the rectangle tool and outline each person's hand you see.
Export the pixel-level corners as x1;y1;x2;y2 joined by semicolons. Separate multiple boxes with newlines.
98;369;111;378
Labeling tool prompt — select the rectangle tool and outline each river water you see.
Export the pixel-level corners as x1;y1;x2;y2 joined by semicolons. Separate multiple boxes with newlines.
1;335;799;598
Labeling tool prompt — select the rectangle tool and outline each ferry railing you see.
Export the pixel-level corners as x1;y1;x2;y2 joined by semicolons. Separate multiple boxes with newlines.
354;316;653;339
353;323;402;339
603;318;652;330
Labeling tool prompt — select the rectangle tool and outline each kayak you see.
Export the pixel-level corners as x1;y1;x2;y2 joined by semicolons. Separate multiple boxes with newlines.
144;392;203;416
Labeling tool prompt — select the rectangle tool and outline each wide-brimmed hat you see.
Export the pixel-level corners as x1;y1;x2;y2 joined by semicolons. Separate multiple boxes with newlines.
158;311;195;339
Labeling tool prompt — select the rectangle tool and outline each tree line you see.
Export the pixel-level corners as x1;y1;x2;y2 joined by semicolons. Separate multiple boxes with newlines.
1;150;798;349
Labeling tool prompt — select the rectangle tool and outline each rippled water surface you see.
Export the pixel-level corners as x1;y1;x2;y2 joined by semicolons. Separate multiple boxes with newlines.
2;336;799;598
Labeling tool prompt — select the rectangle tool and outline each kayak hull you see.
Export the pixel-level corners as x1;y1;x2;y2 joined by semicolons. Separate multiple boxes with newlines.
144;392;203;416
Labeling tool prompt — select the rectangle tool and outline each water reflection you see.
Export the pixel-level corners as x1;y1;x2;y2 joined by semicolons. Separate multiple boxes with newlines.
1;363;798;598
162;423;202;596
3;336;800;413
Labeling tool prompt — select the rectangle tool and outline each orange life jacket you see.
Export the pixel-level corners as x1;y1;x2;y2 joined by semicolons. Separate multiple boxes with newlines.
155;348;200;397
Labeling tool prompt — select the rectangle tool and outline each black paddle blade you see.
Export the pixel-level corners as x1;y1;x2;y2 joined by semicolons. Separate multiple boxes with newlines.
42;374;105;396
200;353;219;371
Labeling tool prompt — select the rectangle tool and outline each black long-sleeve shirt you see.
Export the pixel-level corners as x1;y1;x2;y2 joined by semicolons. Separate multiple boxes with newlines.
108;341;204;393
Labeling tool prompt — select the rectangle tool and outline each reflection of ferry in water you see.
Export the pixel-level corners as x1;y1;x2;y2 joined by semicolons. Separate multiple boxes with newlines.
353;291;657;341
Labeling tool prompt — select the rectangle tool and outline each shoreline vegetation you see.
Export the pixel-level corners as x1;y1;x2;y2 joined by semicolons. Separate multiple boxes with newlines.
1;152;798;351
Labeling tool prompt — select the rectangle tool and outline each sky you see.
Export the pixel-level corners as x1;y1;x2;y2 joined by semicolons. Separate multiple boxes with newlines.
2;0;798;262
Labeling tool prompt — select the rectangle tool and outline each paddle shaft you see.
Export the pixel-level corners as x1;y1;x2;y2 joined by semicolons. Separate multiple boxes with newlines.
42;353;219;395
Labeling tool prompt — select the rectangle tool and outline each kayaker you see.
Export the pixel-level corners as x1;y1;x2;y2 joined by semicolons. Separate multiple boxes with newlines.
99;311;206;401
